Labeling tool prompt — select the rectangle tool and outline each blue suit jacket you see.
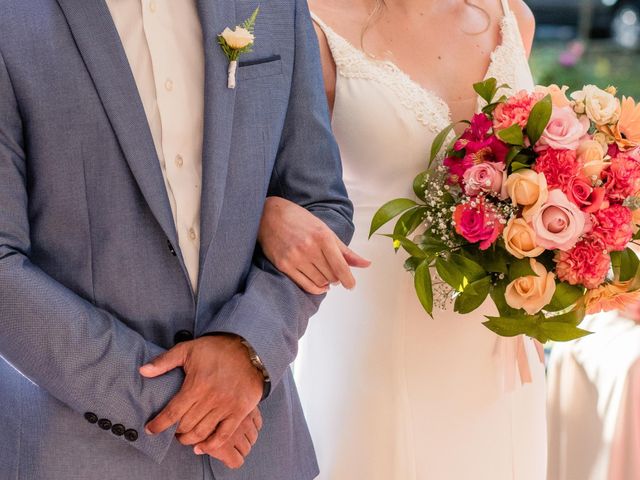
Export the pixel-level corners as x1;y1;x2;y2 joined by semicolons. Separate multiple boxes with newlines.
0;0;353;478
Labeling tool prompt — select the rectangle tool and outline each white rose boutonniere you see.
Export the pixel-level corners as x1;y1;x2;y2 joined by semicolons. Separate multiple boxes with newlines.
218;7;260;89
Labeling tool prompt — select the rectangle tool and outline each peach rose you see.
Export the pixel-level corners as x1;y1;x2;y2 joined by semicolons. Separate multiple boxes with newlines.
537;106;590;151
220;26;255;49
577;140;610;178
531;189;590;251
504;169;549;220
505;259;557;315
536;84;572;108
503;218;545;259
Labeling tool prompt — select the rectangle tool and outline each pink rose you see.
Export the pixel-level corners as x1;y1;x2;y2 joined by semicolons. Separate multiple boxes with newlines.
536;106;590;151
453;199;504;250
565;176;608;213
555;237;610;289
463;162;505;197
592;205;633;252
531;189;590;251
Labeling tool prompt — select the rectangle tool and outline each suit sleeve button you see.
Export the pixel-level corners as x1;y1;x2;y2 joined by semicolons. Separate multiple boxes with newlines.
97;419;112;431
84;412;98;424
111;424;126;436
124;429;139;442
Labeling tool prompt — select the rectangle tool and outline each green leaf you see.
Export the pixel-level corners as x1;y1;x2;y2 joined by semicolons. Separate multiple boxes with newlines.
370;198;417;238
455;276;492;314
393;207;426;240
545;283;584;312
619;248;640;282
436;254;486;291
419;236;449;256
545;307;585;326
412;171;430;202
473;78;498;104
509;258;537;280
404;256;423;272
463;247;509;274
505;146;522;166
381;234;427;259
242;7;260;33
497;124;525;146
526;95;552;146
429;123;457;168
490;281;520;317
538;322;592;342
415;261;434;316
483;315;537;338
510;161;530;172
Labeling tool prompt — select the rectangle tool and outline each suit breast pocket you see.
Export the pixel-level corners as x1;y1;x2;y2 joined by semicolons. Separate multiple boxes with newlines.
237;55;283;81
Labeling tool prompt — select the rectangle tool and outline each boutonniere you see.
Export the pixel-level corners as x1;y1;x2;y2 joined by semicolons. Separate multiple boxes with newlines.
218;7;260;89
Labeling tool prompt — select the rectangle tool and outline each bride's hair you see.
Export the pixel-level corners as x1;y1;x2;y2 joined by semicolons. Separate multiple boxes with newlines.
361;0;492;49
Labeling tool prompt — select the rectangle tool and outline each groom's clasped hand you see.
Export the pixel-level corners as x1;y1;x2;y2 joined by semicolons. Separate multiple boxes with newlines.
139;334;265;469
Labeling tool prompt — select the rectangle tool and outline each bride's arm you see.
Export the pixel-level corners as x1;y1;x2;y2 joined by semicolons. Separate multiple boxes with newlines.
259;197;370;294
509;0;536;58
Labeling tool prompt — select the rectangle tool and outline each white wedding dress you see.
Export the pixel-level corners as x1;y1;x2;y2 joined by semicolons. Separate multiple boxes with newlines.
294;1;547;479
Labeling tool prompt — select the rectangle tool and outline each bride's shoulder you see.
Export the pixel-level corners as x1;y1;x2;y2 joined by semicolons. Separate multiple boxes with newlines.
506;0;536;56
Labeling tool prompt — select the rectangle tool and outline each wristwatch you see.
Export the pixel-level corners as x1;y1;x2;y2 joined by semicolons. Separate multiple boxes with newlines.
241;340;272;400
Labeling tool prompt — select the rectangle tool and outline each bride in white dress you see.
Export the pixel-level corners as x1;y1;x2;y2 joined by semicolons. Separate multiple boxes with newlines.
258;0;547;478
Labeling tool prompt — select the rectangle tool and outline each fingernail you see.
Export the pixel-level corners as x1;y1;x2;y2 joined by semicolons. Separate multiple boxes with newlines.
145;427;153;436
194;446;204;455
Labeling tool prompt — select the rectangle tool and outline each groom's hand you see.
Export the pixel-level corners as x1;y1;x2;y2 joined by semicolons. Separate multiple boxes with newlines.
140;335;264;451
192;408;263;469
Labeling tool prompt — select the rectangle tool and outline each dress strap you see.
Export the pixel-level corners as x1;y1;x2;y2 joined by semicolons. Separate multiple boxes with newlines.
500;0;511;15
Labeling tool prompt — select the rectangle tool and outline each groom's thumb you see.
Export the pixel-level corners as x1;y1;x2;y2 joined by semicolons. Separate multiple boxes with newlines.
140;345;187;378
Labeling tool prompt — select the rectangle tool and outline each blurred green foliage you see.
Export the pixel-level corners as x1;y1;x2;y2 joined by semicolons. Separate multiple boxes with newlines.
530;40;640;97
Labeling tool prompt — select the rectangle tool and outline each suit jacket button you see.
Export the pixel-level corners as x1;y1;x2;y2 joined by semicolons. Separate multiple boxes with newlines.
84;412;98;424
124;429;139;442
97;418;112;431
174;330;194;345
111;424;126;436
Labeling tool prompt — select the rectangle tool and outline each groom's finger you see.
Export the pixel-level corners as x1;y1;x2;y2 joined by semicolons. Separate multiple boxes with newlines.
139;343;188;378
177;408;224;445
338;240;371;269
299;263;330;289
291;270;329;295
324;240;356;289
207;414;243;451
145;389;196;435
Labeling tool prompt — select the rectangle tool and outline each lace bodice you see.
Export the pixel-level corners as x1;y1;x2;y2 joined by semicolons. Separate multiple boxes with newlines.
311;0;534;209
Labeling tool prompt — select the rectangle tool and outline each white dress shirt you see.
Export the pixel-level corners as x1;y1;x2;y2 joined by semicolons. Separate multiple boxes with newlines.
106;0;205;291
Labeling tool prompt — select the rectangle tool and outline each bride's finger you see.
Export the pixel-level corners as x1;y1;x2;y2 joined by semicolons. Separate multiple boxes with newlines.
313;252;339;285
299;264;331;290
290;270;329;295
324;240;356;290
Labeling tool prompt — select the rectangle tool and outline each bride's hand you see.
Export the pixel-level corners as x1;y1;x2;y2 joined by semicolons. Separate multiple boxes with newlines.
258;196;371;294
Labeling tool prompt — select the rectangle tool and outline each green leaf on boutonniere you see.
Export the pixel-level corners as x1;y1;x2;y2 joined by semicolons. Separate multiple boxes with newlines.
455;276;492;314
369;198;417;238
497;124;525;146
545;282;584;312
415;260;434;316
526;94;552;146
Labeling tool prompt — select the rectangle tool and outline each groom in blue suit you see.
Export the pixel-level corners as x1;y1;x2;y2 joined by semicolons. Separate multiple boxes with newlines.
0;0;353;479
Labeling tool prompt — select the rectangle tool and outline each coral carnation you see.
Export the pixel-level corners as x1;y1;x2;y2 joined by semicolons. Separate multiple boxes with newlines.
591;204;633;252
493;90;545;131
534;148;581;190
604;154;640;202
554;237;610;289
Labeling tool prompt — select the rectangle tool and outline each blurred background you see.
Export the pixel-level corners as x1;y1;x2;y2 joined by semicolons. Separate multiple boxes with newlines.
527;0;640;96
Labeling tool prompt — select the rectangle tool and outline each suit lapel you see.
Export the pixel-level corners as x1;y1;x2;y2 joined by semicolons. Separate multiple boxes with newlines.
56;0;180;253
196;0;238;284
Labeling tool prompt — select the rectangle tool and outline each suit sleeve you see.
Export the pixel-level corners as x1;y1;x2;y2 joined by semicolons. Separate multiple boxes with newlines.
204;0;354;393
0;48;183;464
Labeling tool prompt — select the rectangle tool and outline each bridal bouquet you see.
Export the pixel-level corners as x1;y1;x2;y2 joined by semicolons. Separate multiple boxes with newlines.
370;78;640;342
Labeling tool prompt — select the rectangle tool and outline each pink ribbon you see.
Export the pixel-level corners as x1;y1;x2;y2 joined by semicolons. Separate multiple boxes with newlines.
499;335;545;392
